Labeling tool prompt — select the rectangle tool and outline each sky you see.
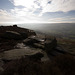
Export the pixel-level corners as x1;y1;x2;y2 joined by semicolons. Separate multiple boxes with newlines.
0;0;75;24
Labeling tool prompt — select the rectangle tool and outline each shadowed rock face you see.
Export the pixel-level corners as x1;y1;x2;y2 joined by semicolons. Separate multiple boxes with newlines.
20;32;28;39
0;25;36;40
2;31;23;40
23;38;40;46
26;52;44;61
13;25;17;27
0;52;44;63
44;38;57;52
0;25;36;52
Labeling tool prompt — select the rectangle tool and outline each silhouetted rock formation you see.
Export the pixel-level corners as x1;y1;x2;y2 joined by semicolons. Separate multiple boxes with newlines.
0;25;36;40
28;30;36;36
2;31;23;40
44;37;57;53
13;24;17;27
0;25;36;52
20;32;28;39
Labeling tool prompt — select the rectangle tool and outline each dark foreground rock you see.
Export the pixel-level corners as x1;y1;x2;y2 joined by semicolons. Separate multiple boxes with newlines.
1;54;75;75
26;52;44;61
2;31;23;40
0;25;36;52
0;25;36;40
0;25;75;75
44;37;57;52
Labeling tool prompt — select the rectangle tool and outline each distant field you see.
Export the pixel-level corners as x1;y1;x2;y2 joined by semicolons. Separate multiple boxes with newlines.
17;23;75;39
1;23;75;39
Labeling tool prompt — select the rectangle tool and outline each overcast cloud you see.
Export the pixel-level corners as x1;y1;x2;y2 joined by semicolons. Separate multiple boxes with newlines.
0;0;75;23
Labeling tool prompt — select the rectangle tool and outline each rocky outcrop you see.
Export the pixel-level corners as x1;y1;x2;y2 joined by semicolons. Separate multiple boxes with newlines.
0;59;4;73
0;25;36;40
20;32;28;39
13;24;17;27
44;37;57;53
26;52;44;61
2;31;23;40
0;25;36;52
28;30;36;36
23;38;40;46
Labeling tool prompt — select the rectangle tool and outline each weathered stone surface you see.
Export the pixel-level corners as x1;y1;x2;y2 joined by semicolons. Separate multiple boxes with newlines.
0;47;42;60
28;30;36;36
2;31;22;40
26;52;44;61
0;59;4;67
0;25;36;40
23;38;40;45
20;32;28;39
44;38;57;52
0;67;4;73
0;59;4;73
1;31;35;40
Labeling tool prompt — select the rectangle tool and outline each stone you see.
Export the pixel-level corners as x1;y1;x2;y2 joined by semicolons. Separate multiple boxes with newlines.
2;31;23;40
13;25;17;27
0;67;4;72
0;26;36;40
26;52;44;61
20;32;28;39
0;59;4;67
44;37;57;52
28;30;36;36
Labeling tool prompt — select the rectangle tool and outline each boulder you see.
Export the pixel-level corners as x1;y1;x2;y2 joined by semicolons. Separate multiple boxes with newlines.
23;38;40;46
0;59;4;73
0;26;36;40
20;32;28;39
26;52;44;61
0;59;4;67
28;30;36;36
44;38;57;52
0;67;4;73
2;31;23;40
13;24;17;27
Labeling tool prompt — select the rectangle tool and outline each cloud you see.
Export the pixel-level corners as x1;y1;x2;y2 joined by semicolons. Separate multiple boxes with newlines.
0;0;75;24
40;0;75;15
0;8;43;24
0;8;75;24
48;17;75;23
9;0;42;17
9;0;40;9
0;9;14;22
9;0;75;15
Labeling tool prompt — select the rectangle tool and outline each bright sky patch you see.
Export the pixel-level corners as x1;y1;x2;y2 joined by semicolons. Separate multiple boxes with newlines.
0;0;75;23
